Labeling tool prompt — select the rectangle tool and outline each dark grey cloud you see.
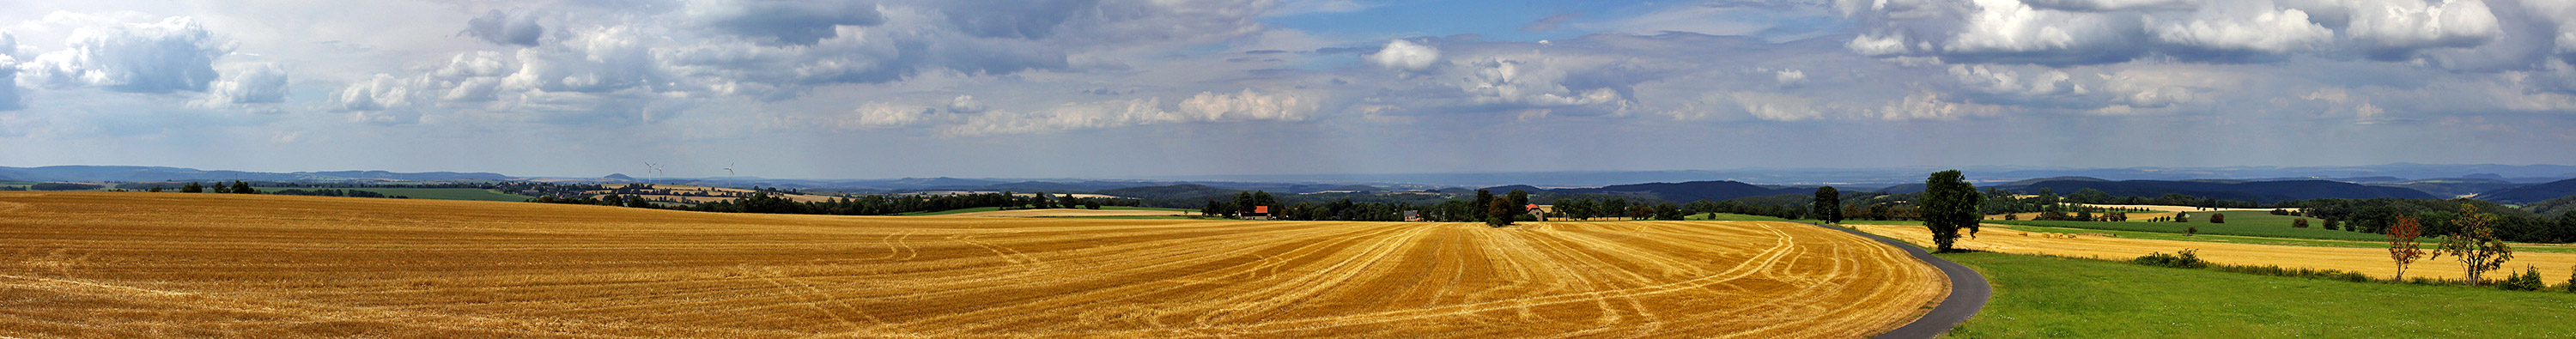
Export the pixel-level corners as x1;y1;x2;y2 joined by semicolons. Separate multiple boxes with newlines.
936;0;1093;39
701;0;886;45
461;9;545;46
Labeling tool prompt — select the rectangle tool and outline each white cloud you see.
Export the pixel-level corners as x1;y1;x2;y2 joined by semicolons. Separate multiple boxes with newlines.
2021;0;2199;12
2151;7;2333;55
1846;33;1910;56
1880;90;2003;120
1453;57;1623;107
2340;0;2502;58
18;14;233;94
1727;91;1825;121
948;94;987;113
1775;69;1808;86
207;63;288;104
1365;39;1440;71
1179;88;1316;121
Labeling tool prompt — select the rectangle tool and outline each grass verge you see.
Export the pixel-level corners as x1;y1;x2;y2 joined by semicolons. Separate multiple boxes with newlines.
1943;251;2576;338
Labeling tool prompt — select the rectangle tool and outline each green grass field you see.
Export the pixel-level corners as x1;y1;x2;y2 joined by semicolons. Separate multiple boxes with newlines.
1944;251;2576;338
256;187;534;202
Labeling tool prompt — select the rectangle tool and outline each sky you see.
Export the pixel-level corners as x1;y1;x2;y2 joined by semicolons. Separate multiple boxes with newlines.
0;0;2572;179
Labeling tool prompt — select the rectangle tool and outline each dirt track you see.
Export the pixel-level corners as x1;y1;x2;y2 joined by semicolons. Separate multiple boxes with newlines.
0;192;1947;338
1852;223;2576;281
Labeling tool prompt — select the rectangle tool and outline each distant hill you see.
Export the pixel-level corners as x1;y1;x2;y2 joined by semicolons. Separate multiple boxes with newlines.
2367;178;2526;198
1550;180;1806;203
2472;178;2576;204
2019;179;2437;203
1096;185;1244;200
0;166;511;182
1476;185;1549;193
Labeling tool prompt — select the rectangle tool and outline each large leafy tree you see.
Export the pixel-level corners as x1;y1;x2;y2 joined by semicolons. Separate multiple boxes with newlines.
2437;204;2513;285
1813;186;1842;224
1920;170;1984;252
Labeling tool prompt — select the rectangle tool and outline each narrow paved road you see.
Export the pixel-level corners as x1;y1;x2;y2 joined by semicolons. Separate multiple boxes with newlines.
1804;222;1990;339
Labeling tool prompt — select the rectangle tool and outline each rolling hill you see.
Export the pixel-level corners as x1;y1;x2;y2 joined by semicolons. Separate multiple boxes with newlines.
2471;178;2576;204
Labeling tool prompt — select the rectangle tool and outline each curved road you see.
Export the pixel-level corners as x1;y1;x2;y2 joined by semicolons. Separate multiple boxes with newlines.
1803;222;1990;339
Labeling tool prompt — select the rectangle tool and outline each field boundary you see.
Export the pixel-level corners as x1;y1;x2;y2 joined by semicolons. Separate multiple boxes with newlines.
1801;222;1990;339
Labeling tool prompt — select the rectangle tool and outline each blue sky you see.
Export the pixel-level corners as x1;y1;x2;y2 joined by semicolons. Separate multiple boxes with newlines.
0;0;2572;179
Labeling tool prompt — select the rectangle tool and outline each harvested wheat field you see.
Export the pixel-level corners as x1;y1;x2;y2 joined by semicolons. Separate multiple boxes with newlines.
938;209;1193;218
1850;223;2576;281
0;191;1946;338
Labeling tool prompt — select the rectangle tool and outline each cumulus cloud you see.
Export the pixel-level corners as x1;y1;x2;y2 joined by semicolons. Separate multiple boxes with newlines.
1453;57;1623;107
1843;0;2506;64
19;15;232;94
1365;39;1440;71
2338;0;2503;60
1774;69;1807;86
2151;5;2333;57
2021;0;2199;12
948;94;987;112
207;63;289;104
461;9;545;46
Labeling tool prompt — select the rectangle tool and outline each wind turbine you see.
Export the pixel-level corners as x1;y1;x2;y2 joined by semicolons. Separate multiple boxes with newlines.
723;163;737;192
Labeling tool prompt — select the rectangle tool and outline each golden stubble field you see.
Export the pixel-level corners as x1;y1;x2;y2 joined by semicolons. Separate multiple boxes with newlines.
0;192;1945;338
1851;223;2576;281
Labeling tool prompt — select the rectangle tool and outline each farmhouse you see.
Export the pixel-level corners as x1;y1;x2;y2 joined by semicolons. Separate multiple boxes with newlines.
1242;205;1272;221
1528;204;1552;221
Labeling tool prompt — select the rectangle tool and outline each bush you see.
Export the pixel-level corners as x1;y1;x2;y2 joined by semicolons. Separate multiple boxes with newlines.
2210;214;2227;224
2185;227;2198;236
2270;209;2290;215
2565;266;2576;293
2500;265;2547;291
2324;219;2340;231
2132;249;2208;269
2293;218;2309;228
2211;263;2375;282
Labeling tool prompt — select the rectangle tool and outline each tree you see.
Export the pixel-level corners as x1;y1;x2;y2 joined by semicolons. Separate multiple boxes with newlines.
2293;218;2310;228
229;180;256;194
2324;219;2342;231
1920;170;1984;252
1506;190;1531;221
147;186;162;192
1812;186;1843;224
2209;214;2226;224
2390;216;2427;281
2174;212;2190;223
2437;204;2513;286
2076;210;2093;222
1603;198;1630;221
2185;227;2198;236
180;182;204;193
1485;198;1514;227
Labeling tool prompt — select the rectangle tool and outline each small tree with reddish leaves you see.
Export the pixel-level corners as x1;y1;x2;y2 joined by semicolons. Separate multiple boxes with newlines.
2389;216;2428;281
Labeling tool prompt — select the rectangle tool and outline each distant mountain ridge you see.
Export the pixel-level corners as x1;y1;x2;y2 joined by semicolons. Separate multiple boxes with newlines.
2014;179;2438;203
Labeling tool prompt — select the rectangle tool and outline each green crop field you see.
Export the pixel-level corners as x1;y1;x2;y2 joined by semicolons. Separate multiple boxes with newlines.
1687;213;1789;221
257;187;534;202
1943;251;2576;338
